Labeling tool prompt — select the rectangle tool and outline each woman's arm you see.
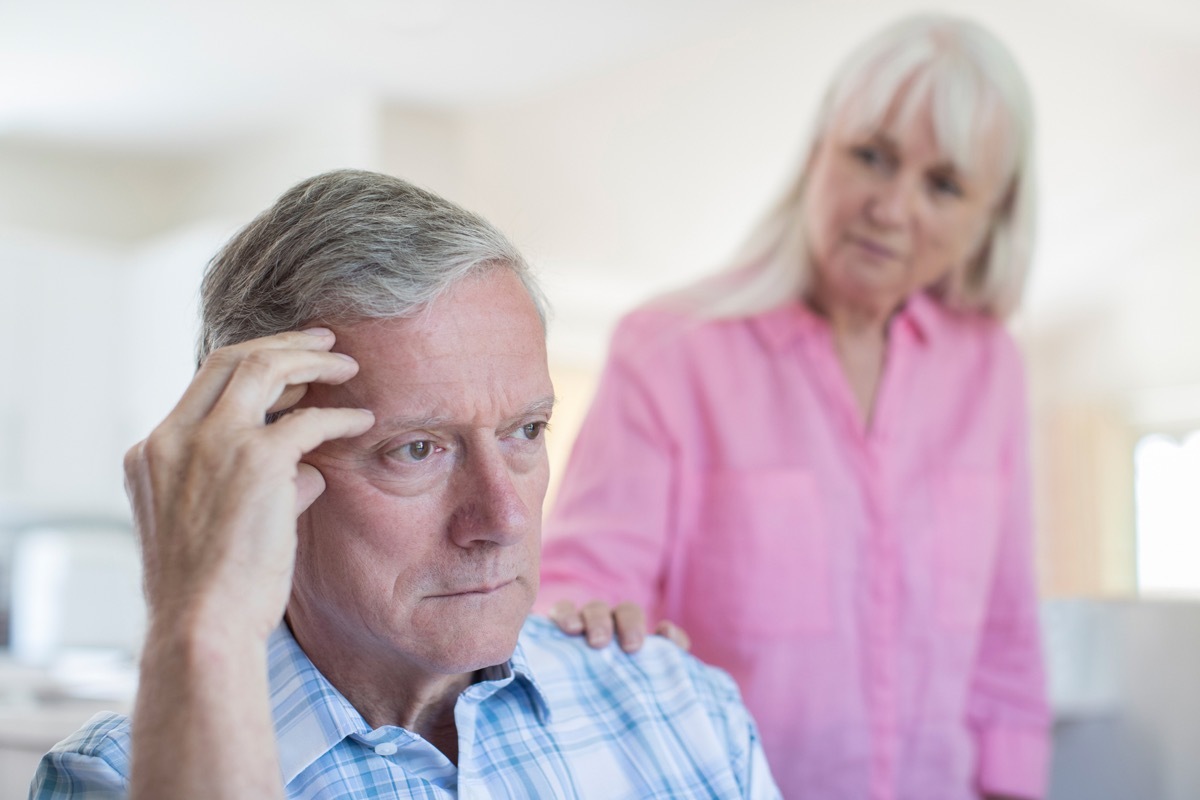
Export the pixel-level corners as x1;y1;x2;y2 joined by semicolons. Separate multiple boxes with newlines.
539;311;685;650
968;346;1052;800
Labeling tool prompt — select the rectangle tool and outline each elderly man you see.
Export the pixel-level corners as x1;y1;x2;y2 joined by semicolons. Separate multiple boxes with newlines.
31;170;779;799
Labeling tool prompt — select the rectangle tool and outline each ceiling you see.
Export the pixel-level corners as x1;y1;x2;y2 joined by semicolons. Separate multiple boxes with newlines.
1;0;765;152
5;0;1197;154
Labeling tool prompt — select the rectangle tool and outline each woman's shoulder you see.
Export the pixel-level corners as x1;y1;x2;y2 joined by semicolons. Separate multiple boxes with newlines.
609;302;761;367
918;295;1024;368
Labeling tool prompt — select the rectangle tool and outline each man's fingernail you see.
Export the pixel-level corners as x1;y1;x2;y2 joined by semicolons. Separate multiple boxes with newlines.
303;327;332;336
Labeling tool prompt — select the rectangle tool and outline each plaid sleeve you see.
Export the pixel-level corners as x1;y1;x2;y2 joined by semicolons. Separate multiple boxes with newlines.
29;712;131;800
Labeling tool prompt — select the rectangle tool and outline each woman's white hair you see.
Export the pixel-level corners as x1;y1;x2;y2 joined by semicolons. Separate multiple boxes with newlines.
676;14;1035;320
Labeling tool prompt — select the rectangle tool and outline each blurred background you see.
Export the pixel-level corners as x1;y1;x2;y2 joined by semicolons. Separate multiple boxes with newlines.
1;0;1198;796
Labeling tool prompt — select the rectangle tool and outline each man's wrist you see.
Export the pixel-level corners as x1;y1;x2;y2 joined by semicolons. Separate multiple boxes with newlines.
141;608;273;680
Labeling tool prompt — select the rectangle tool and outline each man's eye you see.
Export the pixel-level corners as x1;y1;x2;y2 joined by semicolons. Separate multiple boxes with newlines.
402;441;434;461
517;422;547;440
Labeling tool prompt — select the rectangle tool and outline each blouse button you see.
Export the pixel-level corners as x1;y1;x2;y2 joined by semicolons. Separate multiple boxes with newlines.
374;741;398;756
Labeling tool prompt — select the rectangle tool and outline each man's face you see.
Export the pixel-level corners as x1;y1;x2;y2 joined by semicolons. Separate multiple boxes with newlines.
290;268;553;676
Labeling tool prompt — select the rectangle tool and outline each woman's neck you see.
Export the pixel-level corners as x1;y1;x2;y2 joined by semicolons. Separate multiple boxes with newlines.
806;289;896;427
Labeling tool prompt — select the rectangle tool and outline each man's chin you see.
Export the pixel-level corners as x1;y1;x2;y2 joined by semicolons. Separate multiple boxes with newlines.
427;622;524;676
425;604;532;673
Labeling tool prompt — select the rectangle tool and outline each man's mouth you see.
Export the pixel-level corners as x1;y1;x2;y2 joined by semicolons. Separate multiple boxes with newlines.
433;578;516;597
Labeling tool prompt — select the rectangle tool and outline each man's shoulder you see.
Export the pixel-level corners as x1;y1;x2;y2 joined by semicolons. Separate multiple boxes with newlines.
49;711;132;760
31;711;133;797
514;617;778;798
518;615;742;712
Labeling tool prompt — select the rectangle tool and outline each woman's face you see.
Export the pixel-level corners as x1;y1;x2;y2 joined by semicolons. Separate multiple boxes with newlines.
802;94;1010;318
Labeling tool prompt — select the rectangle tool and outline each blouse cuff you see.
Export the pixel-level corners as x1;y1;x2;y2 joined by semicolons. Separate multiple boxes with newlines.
976;724;1051;799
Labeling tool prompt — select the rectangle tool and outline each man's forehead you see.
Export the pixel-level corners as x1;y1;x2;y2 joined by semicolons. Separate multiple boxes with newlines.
312;271;551;423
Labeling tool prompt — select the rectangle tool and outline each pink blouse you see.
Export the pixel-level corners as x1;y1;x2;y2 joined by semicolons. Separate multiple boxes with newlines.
539;293;1050;800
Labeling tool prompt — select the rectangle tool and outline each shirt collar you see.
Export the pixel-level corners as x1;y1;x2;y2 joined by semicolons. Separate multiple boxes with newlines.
751;290;942;351
897;290;940;343
455;625;553;725
268;623;373;785
506;624;555;724
266;619;554;785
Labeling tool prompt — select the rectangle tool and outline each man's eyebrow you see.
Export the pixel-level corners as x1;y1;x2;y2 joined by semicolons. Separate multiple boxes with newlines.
521;395;558;419
372;413;454;433
372;395;558;434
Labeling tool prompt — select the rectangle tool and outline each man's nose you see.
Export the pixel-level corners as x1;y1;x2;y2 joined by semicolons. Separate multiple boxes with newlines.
448;446;532;547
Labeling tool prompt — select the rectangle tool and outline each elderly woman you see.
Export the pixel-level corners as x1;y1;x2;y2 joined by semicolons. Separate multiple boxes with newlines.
539;15;1050;800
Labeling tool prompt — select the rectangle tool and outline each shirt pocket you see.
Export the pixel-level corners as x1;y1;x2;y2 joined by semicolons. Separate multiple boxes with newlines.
680;468;831;637
932;469;1004;631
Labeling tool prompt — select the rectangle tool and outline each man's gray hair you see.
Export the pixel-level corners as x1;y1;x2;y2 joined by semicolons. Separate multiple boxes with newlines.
198;169;546;363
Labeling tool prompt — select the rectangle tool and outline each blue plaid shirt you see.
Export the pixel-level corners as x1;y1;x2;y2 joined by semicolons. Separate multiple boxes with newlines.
31;616;780;798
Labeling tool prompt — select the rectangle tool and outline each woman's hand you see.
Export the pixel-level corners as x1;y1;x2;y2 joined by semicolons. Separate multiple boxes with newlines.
549;600;691;653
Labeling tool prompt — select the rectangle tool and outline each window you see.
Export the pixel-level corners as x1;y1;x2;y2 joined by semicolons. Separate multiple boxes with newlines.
1134;431;1200;595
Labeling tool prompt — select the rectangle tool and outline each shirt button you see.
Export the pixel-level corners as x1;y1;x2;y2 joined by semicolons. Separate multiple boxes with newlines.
374;742;398;756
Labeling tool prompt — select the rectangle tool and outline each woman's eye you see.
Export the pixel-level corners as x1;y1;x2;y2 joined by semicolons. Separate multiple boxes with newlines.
516;422;547;441
852;145;886;169
929;172;963;197
853;146;877;164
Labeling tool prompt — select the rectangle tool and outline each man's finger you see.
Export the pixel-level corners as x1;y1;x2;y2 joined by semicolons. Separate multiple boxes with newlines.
549;600;584;634
168;329;337;423
269;383;310;416
294;463;328;515
613;602;647;653
580;601;615;649
266;406;376;456
210;348;360;426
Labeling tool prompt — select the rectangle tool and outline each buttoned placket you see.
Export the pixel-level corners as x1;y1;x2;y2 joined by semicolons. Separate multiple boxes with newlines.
802;313;918;800
865;317;917;800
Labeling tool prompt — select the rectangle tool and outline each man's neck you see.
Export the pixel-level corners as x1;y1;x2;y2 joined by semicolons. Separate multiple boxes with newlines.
284;614;479;765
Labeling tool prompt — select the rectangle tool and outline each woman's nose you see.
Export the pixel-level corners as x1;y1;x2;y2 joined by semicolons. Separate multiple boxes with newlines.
866;175;917;228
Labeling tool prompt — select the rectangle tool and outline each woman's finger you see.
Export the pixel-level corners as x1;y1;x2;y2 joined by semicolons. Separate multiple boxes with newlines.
549;600;585;635
655;619;692;651
613;602;647;653
580;600;615;649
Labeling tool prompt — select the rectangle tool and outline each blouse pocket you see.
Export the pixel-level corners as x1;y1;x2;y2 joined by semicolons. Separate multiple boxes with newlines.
932;470;1004;631
680;468;831;637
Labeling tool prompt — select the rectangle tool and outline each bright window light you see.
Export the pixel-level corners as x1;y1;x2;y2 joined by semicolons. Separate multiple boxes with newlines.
1135;431;1200;595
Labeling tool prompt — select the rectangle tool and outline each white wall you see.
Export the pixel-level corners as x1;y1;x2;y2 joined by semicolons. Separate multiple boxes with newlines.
0;0;1196;584
1;2;1199;795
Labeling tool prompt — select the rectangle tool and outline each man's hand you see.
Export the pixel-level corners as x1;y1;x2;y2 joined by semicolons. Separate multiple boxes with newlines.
125;328;374;800
126;328;374;641
549;600;691;653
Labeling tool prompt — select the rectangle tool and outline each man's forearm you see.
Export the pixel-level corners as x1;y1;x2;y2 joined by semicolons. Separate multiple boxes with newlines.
130;620;282;800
